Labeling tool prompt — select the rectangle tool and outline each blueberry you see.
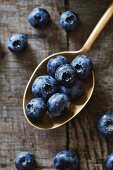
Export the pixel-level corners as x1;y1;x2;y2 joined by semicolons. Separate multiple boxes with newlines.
32;75;58;101
53;150;79;170
60;11;79;31
47;93;70;116
7;34;27;53
71;55;93;80
25;98;46;122
28;8;50;28
15;151;36;170
97;112;113;137
60;80;84;100
47;55;69;78
55;64;76;88
105;153;113;170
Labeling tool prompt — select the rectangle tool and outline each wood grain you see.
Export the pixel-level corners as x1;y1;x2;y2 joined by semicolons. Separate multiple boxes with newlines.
0;0;113;170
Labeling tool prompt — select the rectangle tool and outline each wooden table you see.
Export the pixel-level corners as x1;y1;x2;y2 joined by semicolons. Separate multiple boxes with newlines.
0;0;113;170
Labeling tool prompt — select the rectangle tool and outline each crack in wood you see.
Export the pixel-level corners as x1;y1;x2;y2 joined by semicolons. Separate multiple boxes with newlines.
0;163;7;168
64;0;69;11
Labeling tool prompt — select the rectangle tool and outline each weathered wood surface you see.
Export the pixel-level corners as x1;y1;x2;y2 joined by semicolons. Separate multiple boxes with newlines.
0;0;113;170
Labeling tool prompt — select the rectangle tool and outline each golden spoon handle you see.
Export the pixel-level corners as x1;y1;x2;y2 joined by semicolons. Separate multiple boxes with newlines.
82;2;113;53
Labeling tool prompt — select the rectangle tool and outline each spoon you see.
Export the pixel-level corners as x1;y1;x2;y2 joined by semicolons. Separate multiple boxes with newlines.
23;2;113;130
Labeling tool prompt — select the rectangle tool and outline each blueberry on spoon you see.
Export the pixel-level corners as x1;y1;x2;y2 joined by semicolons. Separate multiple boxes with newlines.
47;93;70;117
32;75;59;101
47;55;69;78
25;98;47;122
60;79;84;101
71;55;93;80
55;64;76;88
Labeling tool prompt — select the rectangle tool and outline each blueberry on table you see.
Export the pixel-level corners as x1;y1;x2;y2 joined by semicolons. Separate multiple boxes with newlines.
28;8;50;28
47;55;69;78
32;75;58;101
105;153;113;170
25;98;46;122
71;55;93;80
60;11;79;31
60;80;84;100
47;93;70;117
55;64;76;88
97;112;113;137
53;150;79;170
7;34;27;53
15;151;36;170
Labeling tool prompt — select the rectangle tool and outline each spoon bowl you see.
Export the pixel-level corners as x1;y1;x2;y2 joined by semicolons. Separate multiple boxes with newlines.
23;50;94;129
23;3;113;130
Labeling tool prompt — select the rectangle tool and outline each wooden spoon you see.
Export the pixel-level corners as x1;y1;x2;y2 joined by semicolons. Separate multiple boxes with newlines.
23;3;113;130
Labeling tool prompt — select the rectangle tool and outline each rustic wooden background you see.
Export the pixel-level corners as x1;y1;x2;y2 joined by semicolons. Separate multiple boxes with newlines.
0;0;113;170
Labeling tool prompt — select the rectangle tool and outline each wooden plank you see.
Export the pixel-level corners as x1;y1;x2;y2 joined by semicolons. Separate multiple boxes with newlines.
0;0;67;170
68;0;113;170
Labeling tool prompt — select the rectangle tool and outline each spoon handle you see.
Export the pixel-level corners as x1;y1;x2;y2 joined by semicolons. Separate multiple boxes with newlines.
82;2;113;53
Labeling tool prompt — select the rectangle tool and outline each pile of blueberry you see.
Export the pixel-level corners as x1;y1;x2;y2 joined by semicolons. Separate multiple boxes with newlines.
7;8;79;54
25;54;93;123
